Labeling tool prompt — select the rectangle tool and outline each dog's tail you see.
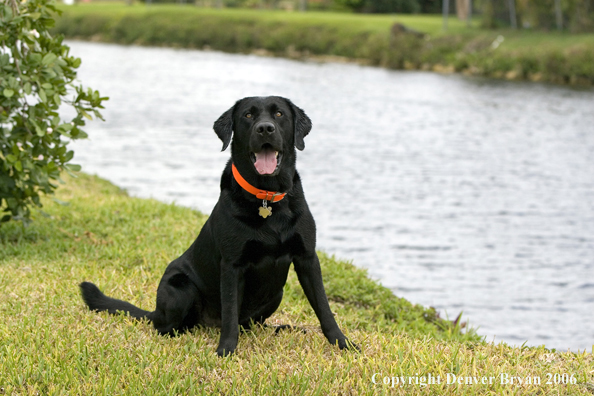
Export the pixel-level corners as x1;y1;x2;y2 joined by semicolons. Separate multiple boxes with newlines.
79;281;153;321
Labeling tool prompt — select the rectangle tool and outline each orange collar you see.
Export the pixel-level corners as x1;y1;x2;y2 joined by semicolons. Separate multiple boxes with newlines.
231;164;287;202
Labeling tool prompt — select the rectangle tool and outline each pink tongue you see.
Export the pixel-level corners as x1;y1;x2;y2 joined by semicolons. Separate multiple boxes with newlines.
254;148;277;175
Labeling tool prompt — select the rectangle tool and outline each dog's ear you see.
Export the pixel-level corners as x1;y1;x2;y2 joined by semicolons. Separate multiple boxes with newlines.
213;104;236;151
285;98;312;151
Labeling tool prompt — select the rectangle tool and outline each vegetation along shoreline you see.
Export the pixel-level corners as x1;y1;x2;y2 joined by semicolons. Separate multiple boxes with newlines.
53;3;594;87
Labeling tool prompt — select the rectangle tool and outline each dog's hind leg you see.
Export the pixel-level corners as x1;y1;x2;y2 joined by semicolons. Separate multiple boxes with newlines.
79;281;152;320
151;272;202;336
272;324;306;334
240;292;305;334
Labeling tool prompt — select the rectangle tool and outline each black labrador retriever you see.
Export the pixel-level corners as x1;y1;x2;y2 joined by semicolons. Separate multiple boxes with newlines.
80;96;357;356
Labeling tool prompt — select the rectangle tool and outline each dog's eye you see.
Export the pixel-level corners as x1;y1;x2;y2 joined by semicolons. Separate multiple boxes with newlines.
245;113;252;119
275;111;282;117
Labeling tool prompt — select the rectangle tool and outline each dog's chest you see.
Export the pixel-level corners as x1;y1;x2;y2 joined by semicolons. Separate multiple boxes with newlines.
236;233;304;268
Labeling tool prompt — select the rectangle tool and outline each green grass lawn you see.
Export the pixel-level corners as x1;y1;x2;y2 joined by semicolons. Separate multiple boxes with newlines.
1;173;593;394
58;2;594;43
53;2;594;85
57;2;477;35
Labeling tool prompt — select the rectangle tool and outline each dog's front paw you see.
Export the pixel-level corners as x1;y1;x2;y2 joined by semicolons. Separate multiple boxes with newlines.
216;341;237;357
336;338;361;352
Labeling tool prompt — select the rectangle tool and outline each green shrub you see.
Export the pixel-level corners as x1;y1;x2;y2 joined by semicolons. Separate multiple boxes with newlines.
515;53;540;76
386;33;424;68
0;0;107;224
542;49;569;80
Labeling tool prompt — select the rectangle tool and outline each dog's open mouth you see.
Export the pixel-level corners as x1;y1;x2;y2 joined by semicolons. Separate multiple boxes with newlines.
251;144;282;175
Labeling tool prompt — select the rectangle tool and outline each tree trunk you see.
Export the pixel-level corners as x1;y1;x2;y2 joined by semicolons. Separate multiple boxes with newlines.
508;0;517;29
456;0;468;20
554;0;563;30
467;0;472;27
443;0;449;30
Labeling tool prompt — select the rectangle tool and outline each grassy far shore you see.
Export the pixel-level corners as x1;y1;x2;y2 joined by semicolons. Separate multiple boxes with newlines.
52;3;594;86
0;173;593;395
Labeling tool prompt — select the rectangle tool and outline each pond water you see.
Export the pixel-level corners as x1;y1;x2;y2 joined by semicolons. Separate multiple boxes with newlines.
66;41;594;352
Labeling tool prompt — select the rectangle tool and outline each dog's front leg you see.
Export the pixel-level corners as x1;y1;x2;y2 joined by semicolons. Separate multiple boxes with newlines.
293;254;358;351
217;264;244;357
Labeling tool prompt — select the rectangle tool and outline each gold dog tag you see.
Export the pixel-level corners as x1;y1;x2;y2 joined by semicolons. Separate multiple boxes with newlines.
259;206;272;218
259;200;272;218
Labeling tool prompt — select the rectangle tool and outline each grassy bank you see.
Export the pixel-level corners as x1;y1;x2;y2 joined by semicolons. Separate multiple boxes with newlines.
0;173;593;394
52;3;594;86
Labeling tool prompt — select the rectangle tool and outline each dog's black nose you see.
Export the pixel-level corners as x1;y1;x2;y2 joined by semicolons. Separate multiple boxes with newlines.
255;122;275;134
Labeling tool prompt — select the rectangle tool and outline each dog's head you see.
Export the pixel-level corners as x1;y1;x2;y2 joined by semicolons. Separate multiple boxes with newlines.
213;96;312;178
